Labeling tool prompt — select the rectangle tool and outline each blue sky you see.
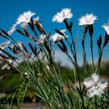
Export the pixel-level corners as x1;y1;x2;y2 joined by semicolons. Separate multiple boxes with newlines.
0;0;109;66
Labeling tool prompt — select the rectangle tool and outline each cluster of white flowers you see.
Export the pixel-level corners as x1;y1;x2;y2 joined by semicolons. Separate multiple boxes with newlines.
52;8;73;23
8;8;109;36
52;8;109;35
83;73;108;97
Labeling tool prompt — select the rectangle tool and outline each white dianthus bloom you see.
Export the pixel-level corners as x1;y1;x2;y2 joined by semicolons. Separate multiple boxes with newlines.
50;29;68;42
8;11;36;35
83;73;99;89
102;20;109;35
87;80;108;97
87;86;103;98
79;14;97;26
52;8;73;23
83;73;108;97
16;11;35;25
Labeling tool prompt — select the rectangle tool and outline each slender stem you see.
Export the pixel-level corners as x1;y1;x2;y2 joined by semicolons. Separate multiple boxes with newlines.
70;33;85;108
69;24;86;109
95;96;98;109
90;37;95;72
95;47;104;74
33;30;38;38
82;34;87;73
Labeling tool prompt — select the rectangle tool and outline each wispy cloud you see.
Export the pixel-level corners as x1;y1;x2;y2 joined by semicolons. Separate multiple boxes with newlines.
54;50;72;68
54;50;100;69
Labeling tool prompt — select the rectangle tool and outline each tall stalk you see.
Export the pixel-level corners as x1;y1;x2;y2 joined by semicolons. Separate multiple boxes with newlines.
82;26;88;73
64;19;86;108
90;36;95;72
89;25;95;72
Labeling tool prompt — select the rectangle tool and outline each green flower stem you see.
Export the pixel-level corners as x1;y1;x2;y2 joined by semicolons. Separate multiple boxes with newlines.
33;30;39;38
63;21;85;107
95;47;104;74
90;36;95;72
95;96;98;109
82;32;87;73
70;34;85;108
82;26;88;73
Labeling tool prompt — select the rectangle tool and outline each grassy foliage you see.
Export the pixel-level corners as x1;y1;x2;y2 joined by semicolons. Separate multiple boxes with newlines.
0;9;109;109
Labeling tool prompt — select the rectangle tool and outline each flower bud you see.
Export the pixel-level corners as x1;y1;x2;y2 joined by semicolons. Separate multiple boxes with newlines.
97;35;102;49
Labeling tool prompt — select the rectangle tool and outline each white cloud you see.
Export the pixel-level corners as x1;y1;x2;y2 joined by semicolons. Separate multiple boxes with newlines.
54;50;73;68
54;50;99;69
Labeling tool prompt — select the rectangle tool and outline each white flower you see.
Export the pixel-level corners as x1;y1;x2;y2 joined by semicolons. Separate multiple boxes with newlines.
102;20;109;35
87;80;108;97
50;29;68;42
79;14;97;26
16;11;35;25
83;73;108;97
52;8;73;23
8;11;36;35
83;73;99;89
